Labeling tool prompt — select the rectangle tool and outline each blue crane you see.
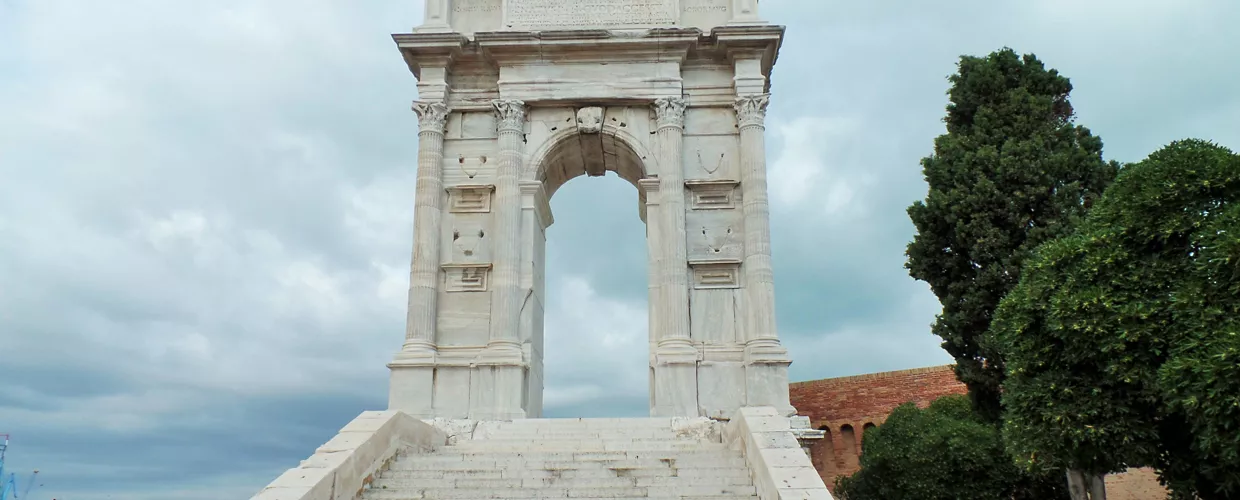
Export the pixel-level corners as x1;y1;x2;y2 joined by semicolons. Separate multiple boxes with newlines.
0;435;40;500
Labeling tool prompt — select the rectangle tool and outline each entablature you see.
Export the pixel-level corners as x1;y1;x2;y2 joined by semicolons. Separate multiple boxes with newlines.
393;26;784;104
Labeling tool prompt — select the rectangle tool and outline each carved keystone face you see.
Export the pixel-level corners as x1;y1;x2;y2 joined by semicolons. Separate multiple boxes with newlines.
576;107;603;134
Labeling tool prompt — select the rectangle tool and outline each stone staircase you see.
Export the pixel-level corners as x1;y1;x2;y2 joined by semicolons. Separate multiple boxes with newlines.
360;418;759;500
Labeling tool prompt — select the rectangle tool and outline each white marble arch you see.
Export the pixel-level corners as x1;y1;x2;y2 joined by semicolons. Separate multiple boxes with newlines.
519;109;670;412
522;114;656;221
388;15;797;421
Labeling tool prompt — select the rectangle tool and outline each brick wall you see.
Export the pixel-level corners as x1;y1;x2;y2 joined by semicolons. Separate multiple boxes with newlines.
790;365;967;489
790;365;1169;499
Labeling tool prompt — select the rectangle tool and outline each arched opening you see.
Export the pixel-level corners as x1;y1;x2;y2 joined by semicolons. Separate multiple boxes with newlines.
816;425;839;478
840;424;859;471
534;126;651;418
861;422;877;454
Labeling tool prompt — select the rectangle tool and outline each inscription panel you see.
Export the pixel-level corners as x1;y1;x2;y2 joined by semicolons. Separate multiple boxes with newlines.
450;0;502;34
680;0;729;30
505;0;678;29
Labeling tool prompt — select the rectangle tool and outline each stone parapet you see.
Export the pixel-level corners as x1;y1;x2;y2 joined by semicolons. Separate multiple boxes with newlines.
724;407;835;500
249;411;446;500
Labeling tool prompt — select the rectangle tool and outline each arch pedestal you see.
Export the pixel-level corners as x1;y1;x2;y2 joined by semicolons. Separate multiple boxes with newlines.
389;23;794;420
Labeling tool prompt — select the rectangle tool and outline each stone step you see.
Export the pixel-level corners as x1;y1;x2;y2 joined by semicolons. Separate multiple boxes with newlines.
379;467;752;481
397;451;744;462
371;474;755;489
489;418;682;427
385;467;749;479
447;441;729;452
470;432;698;441
361;485;758;499
389;458;749;471
366;494;754;500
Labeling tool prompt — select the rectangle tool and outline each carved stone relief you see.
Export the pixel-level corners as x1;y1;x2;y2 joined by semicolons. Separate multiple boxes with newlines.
686;179;740;210
734;94;771;129
443;139;498;185
692;262;741;289
457;155;490;179
447;184;495;213
441;213;494;270
688;213;743;262
412;101;451;133
576;107;603;134
682;135;739;180
701;225;735;254
493;99;527;133
452;226;488;261
443;264;491;292
697;151;725;175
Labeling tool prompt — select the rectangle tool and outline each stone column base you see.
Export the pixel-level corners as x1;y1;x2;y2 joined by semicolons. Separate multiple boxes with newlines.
468;363;528;421
651;343;701;417
388;363;436;418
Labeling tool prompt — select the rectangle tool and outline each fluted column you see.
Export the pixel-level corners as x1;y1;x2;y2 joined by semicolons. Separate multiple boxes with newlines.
651;96;699;417
476;98;528;420
488;99;527;353
388;100;449;416
399;100;450;359
734;93;794;415
734;94;778;346
653;97;692;348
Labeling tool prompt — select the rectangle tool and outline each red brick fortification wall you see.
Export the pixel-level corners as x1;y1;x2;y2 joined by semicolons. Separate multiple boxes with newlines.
790;366;1168;499
790;365;967;489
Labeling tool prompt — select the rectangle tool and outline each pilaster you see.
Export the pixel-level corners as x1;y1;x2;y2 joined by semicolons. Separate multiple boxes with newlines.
415;0;452;33
638;178;663;356
474;98;529;420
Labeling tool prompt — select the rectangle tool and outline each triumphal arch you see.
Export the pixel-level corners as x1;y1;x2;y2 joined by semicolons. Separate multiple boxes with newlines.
388;0;796;421
250;3;838;499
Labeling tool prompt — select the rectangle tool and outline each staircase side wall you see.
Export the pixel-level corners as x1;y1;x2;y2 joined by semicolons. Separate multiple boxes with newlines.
725;407;835;500
250;411;447;500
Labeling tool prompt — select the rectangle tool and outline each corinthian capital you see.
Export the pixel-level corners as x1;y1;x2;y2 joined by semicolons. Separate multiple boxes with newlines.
492;99;527;133
412;100;450;133
652;97;688;129
733;94;771;129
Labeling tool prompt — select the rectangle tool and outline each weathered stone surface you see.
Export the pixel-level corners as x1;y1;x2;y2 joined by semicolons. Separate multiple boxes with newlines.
248;412;447;500
362;417;763;500
416;0;753;36
724;408;835;500
390;0;796;422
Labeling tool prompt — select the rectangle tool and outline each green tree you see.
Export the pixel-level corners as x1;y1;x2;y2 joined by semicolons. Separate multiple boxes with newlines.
993;139;1240;499
835;395;1066;500
906;48;1119;421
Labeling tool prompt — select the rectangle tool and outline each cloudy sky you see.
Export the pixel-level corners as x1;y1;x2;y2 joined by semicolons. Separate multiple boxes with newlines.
0;0;1236;498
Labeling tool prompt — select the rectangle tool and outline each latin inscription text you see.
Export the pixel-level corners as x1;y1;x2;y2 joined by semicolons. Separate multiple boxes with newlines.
506;0;677;28
453;0;500;13
682;0;727;12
